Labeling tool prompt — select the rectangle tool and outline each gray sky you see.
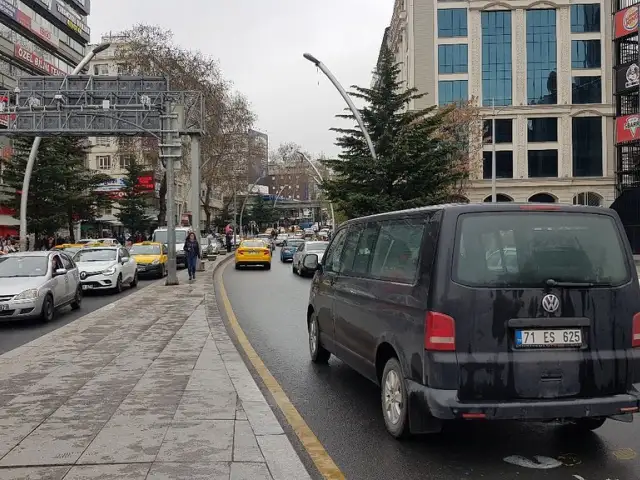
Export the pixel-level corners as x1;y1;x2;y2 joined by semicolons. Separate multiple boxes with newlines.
90;0;392;158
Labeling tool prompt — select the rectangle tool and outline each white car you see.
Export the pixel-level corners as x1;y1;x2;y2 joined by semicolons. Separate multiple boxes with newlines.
292;241;330;277
74;246;138;293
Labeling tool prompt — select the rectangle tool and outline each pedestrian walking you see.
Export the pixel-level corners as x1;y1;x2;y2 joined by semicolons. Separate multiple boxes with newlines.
183;231;201;280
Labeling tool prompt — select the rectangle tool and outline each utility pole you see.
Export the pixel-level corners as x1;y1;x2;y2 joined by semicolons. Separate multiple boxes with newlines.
189;135;205;271
160;101;182;285
491;98;497;203
233;191;238;246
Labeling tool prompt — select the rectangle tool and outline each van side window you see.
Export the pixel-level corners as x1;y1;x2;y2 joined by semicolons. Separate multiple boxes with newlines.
370;219;425;283
323;229;348;273
338;226;363;274
349;223;379;276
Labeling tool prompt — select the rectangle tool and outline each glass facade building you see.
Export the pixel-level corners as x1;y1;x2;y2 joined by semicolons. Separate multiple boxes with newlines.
526;9;557;105
481;11;512;106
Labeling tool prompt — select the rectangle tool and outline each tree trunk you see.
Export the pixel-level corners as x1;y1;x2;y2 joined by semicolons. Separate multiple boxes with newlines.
67;210;75;243
157;173;167;225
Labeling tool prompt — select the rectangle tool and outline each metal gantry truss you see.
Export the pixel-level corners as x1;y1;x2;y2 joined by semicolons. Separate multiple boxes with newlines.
0;75;204;136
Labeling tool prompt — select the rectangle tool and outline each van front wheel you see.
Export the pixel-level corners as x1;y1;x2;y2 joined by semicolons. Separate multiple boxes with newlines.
572;417;606;431
381;358;410;439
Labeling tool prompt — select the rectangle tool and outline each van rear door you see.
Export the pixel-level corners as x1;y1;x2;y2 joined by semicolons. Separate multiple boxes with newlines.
436;208;640;402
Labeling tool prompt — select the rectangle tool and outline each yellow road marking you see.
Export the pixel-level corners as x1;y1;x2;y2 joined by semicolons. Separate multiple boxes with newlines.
216;261;345;480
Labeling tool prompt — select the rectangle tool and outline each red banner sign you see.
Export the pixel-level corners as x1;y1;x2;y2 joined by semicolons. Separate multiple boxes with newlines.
615;5;639;39
616;114;640;145
14;44;60;75
136;175;154;192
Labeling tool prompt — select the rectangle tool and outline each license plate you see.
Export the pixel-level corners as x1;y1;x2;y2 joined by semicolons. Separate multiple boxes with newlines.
515;329;582;347
82;284;94;290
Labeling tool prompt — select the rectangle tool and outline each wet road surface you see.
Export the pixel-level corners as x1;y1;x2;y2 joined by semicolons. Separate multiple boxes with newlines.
221;249;640;480
0;276;156;355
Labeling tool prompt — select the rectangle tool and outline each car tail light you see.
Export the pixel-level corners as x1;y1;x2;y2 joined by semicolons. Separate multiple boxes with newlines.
237;249;244;255
633;313;640;348
425;311;456;351
263;248;271;255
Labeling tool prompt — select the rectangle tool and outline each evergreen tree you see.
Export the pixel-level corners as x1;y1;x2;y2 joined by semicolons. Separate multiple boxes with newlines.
2;137;111;240
322;45;468;219
115;155;153;234
248;195;275;229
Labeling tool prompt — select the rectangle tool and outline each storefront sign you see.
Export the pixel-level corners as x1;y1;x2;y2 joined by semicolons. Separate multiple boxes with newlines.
0;0;16;19
616;114;640;144
54;0;89;38
136;175;154;192
96;174;156;193
616;62;640;94
14;44;60;75
615;5;639;39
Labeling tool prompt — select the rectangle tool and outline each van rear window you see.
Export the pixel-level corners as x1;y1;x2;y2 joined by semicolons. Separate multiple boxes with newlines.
453;212;630;287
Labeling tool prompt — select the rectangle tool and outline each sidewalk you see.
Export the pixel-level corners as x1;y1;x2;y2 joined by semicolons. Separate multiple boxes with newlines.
0;261;311;480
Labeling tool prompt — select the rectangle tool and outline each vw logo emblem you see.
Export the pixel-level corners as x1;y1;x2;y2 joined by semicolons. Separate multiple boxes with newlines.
541;294;560;313
80;271;87;280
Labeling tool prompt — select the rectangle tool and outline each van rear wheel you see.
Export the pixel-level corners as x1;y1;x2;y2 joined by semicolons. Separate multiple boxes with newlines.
308;313;330;364
381;358;410;439
572;417;606;431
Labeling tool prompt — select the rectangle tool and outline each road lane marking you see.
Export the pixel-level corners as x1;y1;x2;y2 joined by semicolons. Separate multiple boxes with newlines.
612;447;637;460
503;455;562;469
216;261;345;480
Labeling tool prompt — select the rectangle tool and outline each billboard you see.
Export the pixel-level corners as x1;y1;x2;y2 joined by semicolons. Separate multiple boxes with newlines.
616;114;640;145
615;62;640;94
14;44;61;75
51;0;89;41
614;5;639;40
95;174;156;193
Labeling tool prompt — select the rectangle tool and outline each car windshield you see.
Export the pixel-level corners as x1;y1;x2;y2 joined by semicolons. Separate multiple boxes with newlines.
130;245;161;255
0;256;48;277
74;249;117;262
153;230;188;244
242;241;266;248
306;242;329;251
454;212;630;287
285;241;304;248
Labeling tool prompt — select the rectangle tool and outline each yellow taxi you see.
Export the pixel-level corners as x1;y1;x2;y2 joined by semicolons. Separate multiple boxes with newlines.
129;241;168;278
52;243;85;256
235;239;271;270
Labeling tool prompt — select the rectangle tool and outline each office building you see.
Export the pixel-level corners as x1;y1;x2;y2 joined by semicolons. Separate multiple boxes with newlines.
0;0;91;235
383;0;614;206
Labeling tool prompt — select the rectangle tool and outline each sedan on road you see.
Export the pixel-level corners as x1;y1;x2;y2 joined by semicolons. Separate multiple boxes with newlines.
292;241;329;276
74;246;138;293
280;239;304;262
235;240;272;270
0;251;81;323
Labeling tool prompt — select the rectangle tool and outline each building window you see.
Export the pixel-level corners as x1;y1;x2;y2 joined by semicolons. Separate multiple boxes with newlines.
93;64;109;76
483;151;514;179
573;192;603;206
438;80;468;106
99;206;112;216
95;137;111;146
528;150;558;177
438;44;468;74
119;155;133;170
438;9;467;38
483;119;513;144
571;4;600;33
571;40;601;69
528;118;558;142
97;155;111;170
572;117;602;177
526;9;557;105
572;76;601;104
482;11;512;106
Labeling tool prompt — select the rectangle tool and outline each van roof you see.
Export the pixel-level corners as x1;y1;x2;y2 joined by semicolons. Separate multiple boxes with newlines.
344;203;616;225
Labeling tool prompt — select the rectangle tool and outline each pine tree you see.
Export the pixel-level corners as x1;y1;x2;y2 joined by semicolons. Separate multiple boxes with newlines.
115;155;153;234
321;45;468;219
2;137;111;240
248;195;275;229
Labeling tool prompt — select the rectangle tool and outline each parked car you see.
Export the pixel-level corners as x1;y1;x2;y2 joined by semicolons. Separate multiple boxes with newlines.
0;251;82;323
303;203;640;439
292;241;329;276
74;246;138;293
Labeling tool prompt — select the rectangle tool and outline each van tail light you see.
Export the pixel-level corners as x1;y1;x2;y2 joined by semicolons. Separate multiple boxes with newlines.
425;312;456;351
633;313;640;348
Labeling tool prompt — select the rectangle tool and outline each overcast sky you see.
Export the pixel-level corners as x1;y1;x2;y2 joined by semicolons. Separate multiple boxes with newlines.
90;1;392;158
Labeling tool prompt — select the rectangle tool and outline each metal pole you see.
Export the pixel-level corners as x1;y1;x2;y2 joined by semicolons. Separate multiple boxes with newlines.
164;101;179;285
296;151;336;228
19;42;111;252
491;98;497;203
303;53;377;161
233;191;237;245
189;135;204;271
239;174;264;237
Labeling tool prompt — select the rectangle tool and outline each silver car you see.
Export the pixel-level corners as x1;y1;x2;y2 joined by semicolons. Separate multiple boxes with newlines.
0;251;82;323
292;241;330;277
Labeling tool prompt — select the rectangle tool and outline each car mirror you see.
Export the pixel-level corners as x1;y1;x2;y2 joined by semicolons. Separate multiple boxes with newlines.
303;254;319;271
54;268;67;276
121;258;128;264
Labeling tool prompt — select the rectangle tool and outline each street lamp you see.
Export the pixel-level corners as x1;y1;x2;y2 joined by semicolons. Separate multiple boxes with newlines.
303;53;377;161
489;98;509;203
295;151;336;229
19;42;111;251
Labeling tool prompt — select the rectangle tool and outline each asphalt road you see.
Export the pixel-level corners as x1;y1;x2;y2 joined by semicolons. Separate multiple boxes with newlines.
0;275;156;356
222;248;640;480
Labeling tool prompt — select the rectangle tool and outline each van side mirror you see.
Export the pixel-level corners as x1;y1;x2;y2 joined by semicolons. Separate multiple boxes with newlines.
303;254;319;271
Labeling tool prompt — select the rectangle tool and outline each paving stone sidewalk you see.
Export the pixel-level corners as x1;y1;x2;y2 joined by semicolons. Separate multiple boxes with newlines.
0;262;311;480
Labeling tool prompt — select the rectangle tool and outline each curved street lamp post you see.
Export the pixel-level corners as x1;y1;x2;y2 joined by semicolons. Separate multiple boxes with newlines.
295;151;335;229
238;175;265;239
19;42;112;252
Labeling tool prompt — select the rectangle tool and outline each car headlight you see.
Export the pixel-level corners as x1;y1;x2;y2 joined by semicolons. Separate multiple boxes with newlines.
102;266;117;275
151;259;159;265
14;288;38;300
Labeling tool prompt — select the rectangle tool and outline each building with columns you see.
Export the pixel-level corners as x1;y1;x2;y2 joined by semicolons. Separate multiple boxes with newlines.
384;0;615;206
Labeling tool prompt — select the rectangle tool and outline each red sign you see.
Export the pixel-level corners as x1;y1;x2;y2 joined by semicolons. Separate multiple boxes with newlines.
14;44;60;75
616;114;640;145
615;5;639;39
136;175;154;192
15;10;30;28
